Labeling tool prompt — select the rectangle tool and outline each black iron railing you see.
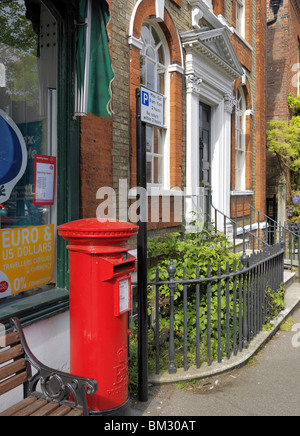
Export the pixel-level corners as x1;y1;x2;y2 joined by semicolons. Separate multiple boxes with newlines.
211;196;299;281
134;194;298;380
148;243;285;375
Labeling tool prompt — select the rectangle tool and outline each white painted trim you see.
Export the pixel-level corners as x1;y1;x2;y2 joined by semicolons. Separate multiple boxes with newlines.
168;64;185;75
128;35;144;51
231;190;254;196
183;28;244;230
156;0;165;21
129;0;143;38
128;2;184;71
187;0;224;29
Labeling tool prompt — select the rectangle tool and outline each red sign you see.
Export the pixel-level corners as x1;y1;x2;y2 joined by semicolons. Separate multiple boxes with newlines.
0;281;9;293
33;155;56;206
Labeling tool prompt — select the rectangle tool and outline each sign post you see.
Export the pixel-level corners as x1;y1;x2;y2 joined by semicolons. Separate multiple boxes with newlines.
136;86;164;402
136;88;148;403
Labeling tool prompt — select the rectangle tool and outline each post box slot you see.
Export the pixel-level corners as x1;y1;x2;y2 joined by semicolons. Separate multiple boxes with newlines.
113;261;135;276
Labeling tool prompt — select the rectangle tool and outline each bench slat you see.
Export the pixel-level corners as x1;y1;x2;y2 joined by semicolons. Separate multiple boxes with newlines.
0;344;24;365
0;358;26;382
0;396;37;416
65;408;84;416
0;332;20;349
13;398;48;416
30;401;60;416
0;371;28;395
48;404;72;416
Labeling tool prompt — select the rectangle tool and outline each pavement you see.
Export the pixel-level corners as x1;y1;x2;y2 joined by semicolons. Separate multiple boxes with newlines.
131;278;300;416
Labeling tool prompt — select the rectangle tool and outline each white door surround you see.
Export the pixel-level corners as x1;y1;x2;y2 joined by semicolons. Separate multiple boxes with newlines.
182;27;243;230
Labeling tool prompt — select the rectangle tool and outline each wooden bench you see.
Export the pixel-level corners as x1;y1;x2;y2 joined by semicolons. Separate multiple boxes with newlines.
0;318;98;416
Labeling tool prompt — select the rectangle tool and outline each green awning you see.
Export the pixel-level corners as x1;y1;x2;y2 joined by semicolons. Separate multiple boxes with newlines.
75;0;114;118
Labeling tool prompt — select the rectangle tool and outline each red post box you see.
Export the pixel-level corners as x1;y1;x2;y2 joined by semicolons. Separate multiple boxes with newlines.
58;218;138;416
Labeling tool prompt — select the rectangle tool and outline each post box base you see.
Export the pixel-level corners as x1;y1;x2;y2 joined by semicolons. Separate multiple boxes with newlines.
88;397;131;417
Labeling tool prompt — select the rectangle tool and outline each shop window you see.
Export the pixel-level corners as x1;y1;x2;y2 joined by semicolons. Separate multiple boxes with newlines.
0;1;58;305
140;23;169;187
235;87;246;191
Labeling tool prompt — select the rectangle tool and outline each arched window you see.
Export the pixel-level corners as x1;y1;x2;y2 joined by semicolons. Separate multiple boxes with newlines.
140;23;169;187
235;86;246;191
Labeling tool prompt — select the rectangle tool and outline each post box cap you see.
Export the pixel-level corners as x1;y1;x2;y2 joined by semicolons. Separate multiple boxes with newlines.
58;218;139;254
58;218;138;237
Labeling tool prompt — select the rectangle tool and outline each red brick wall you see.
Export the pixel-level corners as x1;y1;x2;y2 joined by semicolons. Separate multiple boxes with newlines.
171;0;181;7
231;34;252;71
212;0;224;16
266;0;300;198
129;0;183;229
80;116;113;219
79;0;113;219
267;0;300;121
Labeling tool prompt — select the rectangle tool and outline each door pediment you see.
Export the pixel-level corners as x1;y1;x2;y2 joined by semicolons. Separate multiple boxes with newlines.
181;27;243;80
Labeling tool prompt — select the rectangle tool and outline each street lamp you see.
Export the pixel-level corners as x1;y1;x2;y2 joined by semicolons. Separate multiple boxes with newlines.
267;0;282;26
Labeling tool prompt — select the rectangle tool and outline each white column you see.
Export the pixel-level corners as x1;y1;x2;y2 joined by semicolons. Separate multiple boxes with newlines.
185;74;202;230
211;94;234;232
223;94;235;218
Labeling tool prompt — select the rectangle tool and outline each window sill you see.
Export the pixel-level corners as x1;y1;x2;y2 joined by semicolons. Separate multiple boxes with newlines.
231;190;254;196
0;287;69;331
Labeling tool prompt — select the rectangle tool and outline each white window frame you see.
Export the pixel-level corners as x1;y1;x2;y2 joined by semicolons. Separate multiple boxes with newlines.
140;21;170;189
235;87;246;191
236;0;245;39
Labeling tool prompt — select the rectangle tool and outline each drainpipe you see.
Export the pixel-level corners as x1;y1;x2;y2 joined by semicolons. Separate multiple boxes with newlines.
267;0;282;26
266;0;282;221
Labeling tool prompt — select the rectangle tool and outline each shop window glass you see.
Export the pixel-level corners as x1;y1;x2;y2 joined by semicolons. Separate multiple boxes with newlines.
0;0;57;303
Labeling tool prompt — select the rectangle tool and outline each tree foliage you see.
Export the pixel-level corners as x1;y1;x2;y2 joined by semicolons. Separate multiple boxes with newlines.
0;0;37;54
266;94;300;189
0;0;39;107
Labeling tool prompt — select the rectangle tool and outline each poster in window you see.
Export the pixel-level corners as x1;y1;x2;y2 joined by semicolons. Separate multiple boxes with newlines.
33;155;56;206
0;224;55;298
0;110;27;204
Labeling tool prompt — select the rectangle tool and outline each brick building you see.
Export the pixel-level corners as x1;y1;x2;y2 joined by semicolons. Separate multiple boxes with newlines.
266;0;300;215
0;0;271;412
82;0;268;232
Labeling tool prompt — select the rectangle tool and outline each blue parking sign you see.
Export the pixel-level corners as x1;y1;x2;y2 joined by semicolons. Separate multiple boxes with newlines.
142;90;149;107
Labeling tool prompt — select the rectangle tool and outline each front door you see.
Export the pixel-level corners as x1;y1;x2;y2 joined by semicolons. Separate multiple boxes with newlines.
199;103;211;223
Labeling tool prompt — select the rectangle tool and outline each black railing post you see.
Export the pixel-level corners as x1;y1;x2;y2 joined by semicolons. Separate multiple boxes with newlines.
241;253;250;349
167;260;177;374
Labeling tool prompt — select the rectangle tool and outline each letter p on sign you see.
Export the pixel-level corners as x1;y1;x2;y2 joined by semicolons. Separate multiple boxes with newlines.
142;90;149;107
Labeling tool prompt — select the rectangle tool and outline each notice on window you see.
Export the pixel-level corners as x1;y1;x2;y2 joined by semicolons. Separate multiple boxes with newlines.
33;155;56;206
0;225;55;299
